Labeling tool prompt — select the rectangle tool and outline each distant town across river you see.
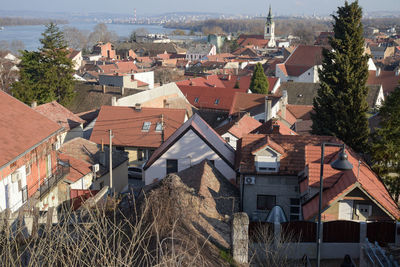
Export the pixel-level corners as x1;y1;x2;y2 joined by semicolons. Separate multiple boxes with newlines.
0;22;198;51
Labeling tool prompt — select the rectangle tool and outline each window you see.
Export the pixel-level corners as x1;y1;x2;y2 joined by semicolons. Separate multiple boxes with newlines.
155;122;163;132
290;198;301;221
194;97;199;103
142;121;151;131
224;137;230;143
257;195;276;210
166;159;178;174
214;99;220;105
26;164;31;176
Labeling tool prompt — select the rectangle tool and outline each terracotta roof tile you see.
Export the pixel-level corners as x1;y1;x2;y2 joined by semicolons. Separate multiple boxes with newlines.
302;145;400;220
90;106;186;148
216;114;262;139
283;45;324;76
251;119;298;135
229;92;280;115
237;134;338;174
59;153;92;183
367;70;400;95
0;91;62;168
34;101;85;131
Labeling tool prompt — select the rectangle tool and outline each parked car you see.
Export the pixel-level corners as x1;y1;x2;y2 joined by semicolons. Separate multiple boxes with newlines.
128;166;142;179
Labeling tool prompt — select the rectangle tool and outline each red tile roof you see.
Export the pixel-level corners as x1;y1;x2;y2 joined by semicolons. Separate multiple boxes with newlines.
286;104;313;120
59;153;92;183
67;48;80;59
34;101;85;131
282;45;324;76
0;91;62;168
229;92;281;115
216;114;262;139
367;70;400;95
178;85;245;111
90;106;186;148
236;134;338;174
237;37;269;48
98;61;138;75
144;113;235;170
302;145;400;220
251;119;298;135
176;75;226;88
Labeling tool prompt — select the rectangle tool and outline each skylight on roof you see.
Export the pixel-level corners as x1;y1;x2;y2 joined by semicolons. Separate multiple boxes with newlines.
194;97;199;103
142;121;151;131
155;122;163;132
215;99;220;105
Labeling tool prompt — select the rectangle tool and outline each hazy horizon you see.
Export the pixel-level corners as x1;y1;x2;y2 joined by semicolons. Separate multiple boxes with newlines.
0;0;399;17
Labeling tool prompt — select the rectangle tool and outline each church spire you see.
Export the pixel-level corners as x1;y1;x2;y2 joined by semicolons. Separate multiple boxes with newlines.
268;4;272;19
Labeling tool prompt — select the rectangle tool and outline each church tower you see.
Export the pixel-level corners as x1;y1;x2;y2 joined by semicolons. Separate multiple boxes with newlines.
264;5;276;47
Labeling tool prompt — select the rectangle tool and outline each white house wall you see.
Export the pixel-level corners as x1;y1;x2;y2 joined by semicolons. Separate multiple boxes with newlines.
0;165;27;212
134;71;154;89
70;173;94;190
276;65;320;83
144;129;236;185
221;132;238;150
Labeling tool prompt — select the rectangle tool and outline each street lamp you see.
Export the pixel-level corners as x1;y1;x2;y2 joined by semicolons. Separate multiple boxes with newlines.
316;143;353;267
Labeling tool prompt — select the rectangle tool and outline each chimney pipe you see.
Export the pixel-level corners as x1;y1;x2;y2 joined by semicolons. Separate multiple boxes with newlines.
281;90;288;120
272;124;280;134
376;67;381;77
111;96;117;106
31;101;37;108
265;96;272;122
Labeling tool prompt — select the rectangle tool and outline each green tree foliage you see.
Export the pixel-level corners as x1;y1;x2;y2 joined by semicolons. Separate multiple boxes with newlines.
12;23;75;106
250;63;269;94
371;85;400;202
311;1;369;153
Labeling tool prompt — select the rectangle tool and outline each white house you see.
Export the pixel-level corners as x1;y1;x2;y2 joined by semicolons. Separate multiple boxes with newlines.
143;113;236;185
275;45;323;83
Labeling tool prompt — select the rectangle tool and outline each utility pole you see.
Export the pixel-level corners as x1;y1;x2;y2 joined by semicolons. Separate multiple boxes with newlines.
161;114;164;144
109;129;113;195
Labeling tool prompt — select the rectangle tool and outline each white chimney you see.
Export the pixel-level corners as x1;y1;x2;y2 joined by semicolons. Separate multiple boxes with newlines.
31;101;37;108
265;96;272;122
376;67;381;77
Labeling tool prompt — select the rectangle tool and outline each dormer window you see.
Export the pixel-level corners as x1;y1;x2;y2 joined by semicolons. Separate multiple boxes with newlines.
155;122;163;132
142;121;151;131
254;146;281;173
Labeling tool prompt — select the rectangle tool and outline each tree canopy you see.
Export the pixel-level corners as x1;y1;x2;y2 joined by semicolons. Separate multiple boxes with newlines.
311;0;369;153
249;63;269;94
371;85;400;202
12;23;75;106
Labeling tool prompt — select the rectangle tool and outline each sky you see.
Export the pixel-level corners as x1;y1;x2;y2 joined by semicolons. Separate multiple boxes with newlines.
1;0;399;16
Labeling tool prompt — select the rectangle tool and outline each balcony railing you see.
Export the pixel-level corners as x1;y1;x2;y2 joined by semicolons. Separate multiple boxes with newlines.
38;160;70;199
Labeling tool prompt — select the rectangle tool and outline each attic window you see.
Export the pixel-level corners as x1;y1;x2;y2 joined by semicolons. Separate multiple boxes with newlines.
155;122;163;132
254;147;280;173
215;99;220;105
142;122;151;131
194;97;199;103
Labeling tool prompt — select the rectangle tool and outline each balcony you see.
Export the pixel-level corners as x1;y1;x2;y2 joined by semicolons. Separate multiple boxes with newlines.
38;160;70;199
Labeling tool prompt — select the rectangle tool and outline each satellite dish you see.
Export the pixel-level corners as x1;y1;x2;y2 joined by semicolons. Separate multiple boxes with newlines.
265;205;288;223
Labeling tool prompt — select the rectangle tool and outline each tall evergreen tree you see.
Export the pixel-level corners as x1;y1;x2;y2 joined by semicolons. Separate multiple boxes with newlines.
12;23;75;106
311;1;369;153
371;85;400;202
250;63;269;94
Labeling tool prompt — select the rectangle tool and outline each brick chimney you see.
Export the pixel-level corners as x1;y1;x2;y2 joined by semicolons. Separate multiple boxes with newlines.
272;123;280;134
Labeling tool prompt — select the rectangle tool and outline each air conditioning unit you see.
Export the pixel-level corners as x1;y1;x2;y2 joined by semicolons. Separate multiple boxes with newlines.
92;164;100;173
53;142;60;151
244;176;256;185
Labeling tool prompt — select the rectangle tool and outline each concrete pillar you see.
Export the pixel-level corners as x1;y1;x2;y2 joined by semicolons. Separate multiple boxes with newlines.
274;222;281;245
231;212;249;264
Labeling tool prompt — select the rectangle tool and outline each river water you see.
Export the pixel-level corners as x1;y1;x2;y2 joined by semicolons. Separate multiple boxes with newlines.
0;22;178;51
